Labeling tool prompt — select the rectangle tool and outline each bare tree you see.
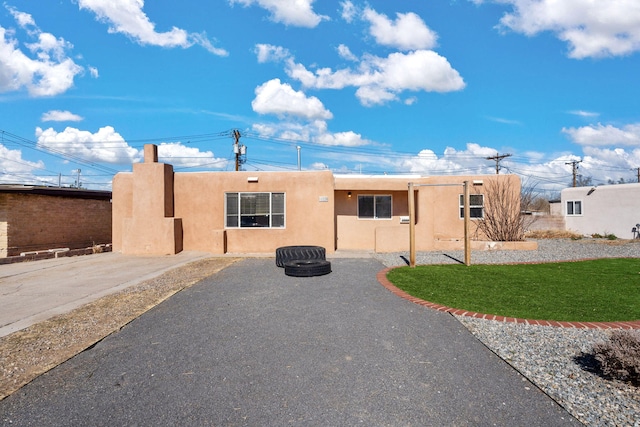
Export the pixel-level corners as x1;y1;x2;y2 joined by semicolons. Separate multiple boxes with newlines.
474;177;536;241
575;175;593;187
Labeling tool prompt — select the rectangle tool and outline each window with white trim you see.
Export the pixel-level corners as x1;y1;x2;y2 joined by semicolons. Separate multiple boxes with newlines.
225;192;285;228
358;195;392;219
566;200;582;216
459;194;484;219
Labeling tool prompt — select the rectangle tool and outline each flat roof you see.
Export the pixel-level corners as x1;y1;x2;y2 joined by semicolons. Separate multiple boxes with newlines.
0;184;112;200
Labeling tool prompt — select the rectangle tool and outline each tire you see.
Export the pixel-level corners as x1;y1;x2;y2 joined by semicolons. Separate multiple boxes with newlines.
284;260;332;277
275;245;326;267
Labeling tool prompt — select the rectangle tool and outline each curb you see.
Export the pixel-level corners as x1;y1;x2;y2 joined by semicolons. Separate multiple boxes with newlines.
377;267;640;330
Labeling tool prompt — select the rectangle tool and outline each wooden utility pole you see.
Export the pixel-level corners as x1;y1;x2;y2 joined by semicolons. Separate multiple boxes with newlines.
486;153;511;174
566;160;582;187
233;130;245;171
635;167;640;183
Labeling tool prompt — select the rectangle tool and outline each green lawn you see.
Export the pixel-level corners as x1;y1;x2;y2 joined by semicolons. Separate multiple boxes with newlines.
386;258;640;322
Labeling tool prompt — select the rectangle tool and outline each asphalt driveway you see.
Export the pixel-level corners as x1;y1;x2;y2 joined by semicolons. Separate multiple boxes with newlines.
0;258;579;426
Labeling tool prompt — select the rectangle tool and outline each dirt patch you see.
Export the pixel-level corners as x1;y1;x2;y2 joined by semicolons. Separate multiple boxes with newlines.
0;257;238;400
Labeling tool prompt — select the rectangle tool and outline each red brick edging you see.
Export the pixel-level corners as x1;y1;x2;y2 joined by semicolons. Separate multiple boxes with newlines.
377;267;640;330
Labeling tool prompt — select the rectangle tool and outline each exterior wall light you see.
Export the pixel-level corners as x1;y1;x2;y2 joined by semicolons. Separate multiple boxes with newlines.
347;191;352;198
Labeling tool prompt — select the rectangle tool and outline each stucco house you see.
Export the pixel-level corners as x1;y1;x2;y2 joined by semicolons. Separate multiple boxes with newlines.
561;183;640;239
112;144;531;256
0;184;112;258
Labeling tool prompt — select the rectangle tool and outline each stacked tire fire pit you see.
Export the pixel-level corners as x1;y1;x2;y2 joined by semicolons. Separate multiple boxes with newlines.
275;245;331;277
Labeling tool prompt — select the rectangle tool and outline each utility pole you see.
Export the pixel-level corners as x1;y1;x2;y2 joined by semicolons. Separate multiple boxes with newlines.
566;160;582;187
486;153;512;174
232;130;246;171
74;169;81;189
635;167;640;183
296;146;301;171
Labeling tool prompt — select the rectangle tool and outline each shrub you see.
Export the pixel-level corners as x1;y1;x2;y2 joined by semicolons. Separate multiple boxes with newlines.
525;230;583;239
592;330;640;385
592;232;618;240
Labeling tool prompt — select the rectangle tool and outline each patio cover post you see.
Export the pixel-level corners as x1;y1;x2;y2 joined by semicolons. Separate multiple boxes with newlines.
463;180;471;266
408;182;416;268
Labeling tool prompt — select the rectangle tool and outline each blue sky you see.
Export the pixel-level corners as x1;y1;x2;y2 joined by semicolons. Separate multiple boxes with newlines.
1;0;639;193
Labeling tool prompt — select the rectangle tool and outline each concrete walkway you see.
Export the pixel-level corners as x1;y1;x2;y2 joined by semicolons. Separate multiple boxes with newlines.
0;251;211;338
0;258;579;426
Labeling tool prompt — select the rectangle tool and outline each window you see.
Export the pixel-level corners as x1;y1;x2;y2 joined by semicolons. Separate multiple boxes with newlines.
566;200;582;216
358;195;392;219
459;194;484;219
225;192;285;228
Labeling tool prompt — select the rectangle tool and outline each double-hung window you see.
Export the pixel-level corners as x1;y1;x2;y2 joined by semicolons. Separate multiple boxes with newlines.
358;195;392;219
566;200;582;216
225;192;285;228
459;194;484;219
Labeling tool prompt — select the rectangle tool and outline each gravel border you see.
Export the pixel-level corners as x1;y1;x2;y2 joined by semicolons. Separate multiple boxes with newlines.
374;238;640;427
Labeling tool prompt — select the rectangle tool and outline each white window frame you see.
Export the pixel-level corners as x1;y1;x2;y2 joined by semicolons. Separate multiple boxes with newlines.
357;194;392;220
566;200;582;216
225;192;285;228
459;194;484;219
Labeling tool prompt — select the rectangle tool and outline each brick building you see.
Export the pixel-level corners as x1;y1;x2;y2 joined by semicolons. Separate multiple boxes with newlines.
0;185;112;257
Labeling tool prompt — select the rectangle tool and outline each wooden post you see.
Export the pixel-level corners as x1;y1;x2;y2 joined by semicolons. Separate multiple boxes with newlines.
463;180;471;266
409;182;416;268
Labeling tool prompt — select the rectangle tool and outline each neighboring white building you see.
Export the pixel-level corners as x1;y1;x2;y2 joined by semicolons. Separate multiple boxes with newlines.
561;183;640;239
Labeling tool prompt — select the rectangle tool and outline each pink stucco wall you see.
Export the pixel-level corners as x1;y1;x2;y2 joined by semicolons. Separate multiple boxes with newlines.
112;144;530;255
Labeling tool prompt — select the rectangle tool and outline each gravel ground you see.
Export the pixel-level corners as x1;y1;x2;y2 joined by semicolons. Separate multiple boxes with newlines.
374;238;640;427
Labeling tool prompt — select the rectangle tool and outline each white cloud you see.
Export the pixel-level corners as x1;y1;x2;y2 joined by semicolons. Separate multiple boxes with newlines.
339;1;356;23
562;123;640;146
485;116;522;125
251;118;374;149
315;130;371;147
310;161;329;170
89;66;99;78
252;78;333;120
487;0;640;58
157;142;228;169
34;126;225;169
42;110;84;122
404;97;417;105
401;143;503;174
568;110;599;118
363;8;438;51
337;44;357;61
394;140;640;190
229;0;327;28
6;5;36;30
35;126;140;164
0;143;45;184
575;147;640;184
78;0;228;55
255;43;291;63
0;9;84;96
286;49;465;106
